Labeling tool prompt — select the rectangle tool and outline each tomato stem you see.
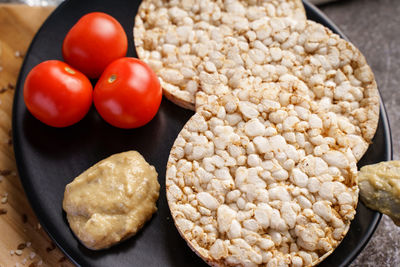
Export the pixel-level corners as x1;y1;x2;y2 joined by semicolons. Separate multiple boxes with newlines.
108;74;117;83
64;67;76;74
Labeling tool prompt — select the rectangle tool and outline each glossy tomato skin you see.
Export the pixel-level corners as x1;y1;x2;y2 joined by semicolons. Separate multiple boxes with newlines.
23;60;93;127
62;12;128;78
94;57;162;129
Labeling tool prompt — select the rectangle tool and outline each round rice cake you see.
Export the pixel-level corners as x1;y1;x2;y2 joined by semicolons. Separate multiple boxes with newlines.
196;78;372;162
166;88;359;266
135;8;380;160
193;18;379;160
134;0;306;110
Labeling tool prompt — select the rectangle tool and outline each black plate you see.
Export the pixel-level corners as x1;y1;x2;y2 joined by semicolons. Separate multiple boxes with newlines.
12;0;392;266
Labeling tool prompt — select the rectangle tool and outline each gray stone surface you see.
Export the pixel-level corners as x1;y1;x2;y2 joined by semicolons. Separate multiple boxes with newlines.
318;0;400;266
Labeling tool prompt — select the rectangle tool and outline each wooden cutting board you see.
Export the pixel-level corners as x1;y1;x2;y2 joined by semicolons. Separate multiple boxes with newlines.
0;4;74;267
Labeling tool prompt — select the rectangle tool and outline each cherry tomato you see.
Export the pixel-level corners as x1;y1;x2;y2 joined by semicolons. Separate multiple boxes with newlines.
23;60;93;127
62;12;128;78
94;57;162;129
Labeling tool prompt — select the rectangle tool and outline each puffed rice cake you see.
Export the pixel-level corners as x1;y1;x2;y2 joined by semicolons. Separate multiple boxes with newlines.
166;86;359;267
135;5;380;160
134;0;306;110
193;18;379;160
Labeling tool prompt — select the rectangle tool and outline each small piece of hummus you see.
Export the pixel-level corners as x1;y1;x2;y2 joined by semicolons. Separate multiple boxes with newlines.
358;161;400;226
63;151;160;250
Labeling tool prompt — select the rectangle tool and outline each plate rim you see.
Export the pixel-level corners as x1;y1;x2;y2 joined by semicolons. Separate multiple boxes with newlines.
11;0;393;266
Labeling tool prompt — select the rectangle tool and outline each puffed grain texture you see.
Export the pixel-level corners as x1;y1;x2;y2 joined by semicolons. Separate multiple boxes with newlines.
135;11;380;160
194;18;380;160
134;0;306;110
166;88;359;267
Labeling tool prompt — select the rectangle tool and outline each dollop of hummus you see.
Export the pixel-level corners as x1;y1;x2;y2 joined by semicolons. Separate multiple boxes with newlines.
358;160;400;226
63;151;160;250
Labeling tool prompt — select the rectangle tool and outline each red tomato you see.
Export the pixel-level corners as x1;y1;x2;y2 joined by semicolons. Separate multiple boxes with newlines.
62;12;128;78
94;57;162;129
23;60;93;127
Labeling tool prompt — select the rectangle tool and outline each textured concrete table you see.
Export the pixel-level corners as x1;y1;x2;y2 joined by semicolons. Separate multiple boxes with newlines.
319;0;400;266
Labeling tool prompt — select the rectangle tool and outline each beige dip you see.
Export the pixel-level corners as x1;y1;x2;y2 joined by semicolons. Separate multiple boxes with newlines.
358;161;400;226
63;151;160;250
